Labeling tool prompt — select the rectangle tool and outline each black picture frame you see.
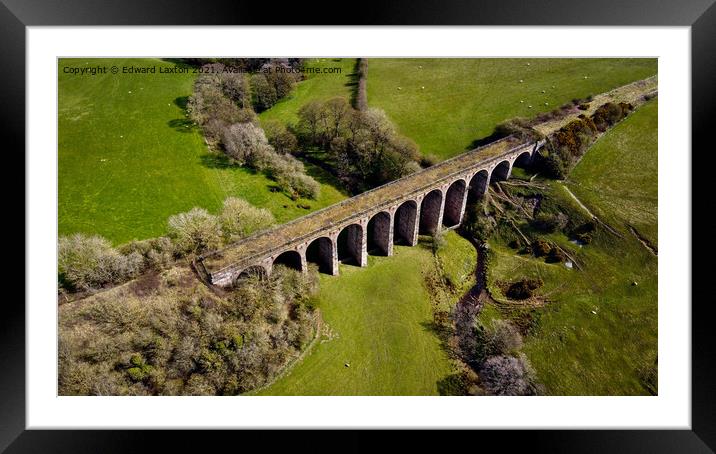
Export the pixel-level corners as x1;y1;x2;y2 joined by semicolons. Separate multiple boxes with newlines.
3;0;714;451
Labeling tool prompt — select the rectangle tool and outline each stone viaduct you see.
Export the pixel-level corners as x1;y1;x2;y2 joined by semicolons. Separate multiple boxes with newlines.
197;135;545;287
196;75;658;287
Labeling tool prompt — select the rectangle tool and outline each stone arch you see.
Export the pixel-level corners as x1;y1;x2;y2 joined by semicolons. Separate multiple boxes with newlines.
419;189;443;235
490;160;511;184
306;236;334;274
273;249;303;272
337;223;364;266
513;150;532;168
235;265;268;284
468;169;489;201
368;211;392;256
443;179;467;227
393;200;418;245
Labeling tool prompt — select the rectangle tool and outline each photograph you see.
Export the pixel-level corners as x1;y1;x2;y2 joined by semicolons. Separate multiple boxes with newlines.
56;56;659;397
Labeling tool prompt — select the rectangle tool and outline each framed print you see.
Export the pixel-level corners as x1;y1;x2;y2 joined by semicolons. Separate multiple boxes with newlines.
5;0;715;451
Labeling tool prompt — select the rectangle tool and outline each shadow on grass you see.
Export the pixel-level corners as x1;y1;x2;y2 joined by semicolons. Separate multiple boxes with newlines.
420;320;465;396
199;152;258;173
168;97;197;133
301;156;350;197
345;60;360;105
464;129;510;151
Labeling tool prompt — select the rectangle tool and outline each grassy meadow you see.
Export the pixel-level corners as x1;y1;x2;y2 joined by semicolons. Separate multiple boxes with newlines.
58;57;658;396
58;58;347;244
367;58;657;159
259;231;476;395
482;99;658;395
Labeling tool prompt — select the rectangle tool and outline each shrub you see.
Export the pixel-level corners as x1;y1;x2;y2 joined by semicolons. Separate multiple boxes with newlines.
532;239;552;257
167;208;222;255
219;197;275;242
58;234;134;291
276;170;321;199
546;247;566;263
591;102;632;132
118;236;175;271
431;230;446;254
532;212;568;233
485;320;523;356
462;202;496;242
479;354;539;396
505;278;543;300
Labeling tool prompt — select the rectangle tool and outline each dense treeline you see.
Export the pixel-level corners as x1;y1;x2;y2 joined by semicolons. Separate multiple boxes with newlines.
187;61;320;200
58;197;274;293
59;265;320;395
353;58;368;111
296;97;422;193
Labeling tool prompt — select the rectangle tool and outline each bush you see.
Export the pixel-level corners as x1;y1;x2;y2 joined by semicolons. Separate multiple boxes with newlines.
59;234;136;291
546;247;566;263
505;278;543;300
463;202;496;242
219;197;275;242
479;354;539;396
276;170;321;200
431;231;446;254
118;236;175;271
532;212;568;233
591;102;632;132
167;208;222;255
485;320;523;356
532;239;552;257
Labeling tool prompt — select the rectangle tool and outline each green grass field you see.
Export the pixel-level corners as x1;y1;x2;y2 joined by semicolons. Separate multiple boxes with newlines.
483;99;658;395
367;58;657;159
59;58;347;244
568;100;658;246
259;231;475;395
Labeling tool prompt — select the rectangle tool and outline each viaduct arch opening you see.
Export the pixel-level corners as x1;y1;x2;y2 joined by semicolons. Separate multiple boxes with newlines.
337;223;363;266
513;151;532;168
443;179;467;227
306;237;334;274
468;170;489;202
419;189;443;235
393;200;417;245
236;265;267;285
368;211;391;256
490;160;511;184
273;250;302;272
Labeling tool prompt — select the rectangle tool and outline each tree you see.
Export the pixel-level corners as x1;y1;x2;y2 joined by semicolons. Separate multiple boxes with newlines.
263;120;299;155
479;354;538;396
221;122;271;166
58;234;141;291
485;320;523;355
250;73;277;112
322;97;350;143
219;197;275;242
221;72;251;108
167;208;222;254
297;101;324;145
